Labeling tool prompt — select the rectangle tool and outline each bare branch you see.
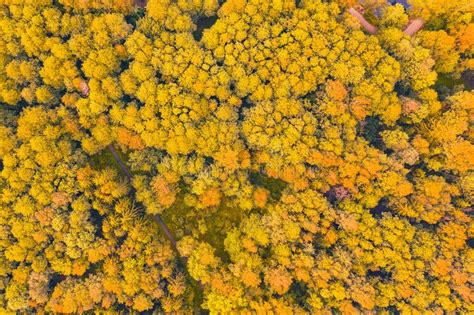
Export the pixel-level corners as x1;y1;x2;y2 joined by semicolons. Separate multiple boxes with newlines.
403;18;424;36
348;7;378;34
79;81;90;97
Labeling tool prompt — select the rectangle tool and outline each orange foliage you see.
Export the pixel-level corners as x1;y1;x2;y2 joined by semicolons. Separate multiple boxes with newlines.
151;176;177;207
117;128;145;150
200;187;222;207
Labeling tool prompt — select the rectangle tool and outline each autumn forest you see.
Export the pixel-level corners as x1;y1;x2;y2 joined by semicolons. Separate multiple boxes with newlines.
0;0;473;313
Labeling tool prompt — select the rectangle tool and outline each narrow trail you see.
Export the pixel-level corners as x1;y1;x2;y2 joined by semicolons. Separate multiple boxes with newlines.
107;144;203;308
107;144;179;253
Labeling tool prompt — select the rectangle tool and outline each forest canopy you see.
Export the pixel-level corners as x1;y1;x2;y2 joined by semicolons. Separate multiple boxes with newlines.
0;0;473;313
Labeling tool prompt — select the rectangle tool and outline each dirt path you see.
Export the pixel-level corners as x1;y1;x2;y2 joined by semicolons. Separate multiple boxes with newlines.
108;144;204;309
107;144;179;251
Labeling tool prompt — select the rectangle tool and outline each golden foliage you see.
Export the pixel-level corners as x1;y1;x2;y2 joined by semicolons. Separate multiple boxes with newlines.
0;0;472;313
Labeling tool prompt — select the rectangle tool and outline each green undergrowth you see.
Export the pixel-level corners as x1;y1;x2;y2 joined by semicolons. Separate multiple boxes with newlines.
435;73;465;90
160;190;244;263
249;171;287;201
88;148;288;310
89;148;205;311
89;146;132;176
161;172;287;262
